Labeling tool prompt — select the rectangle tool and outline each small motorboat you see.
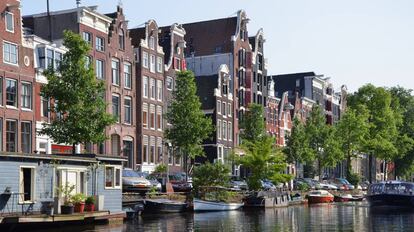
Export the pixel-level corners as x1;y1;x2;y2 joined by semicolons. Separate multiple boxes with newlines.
350;194;364;202
334;194;354;202
193;199;244;211
307;190;334;204
143;199;188;213
366;181;414;208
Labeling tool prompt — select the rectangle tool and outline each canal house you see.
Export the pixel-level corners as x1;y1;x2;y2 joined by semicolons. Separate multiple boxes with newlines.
0;152;125;215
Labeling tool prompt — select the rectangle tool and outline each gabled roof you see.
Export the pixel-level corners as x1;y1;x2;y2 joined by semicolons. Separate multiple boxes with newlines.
271;72;316;97
195;74;218;110
183;16;238;57
129;26;146;47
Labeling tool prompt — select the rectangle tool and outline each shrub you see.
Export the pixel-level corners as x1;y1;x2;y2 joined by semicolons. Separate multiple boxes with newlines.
347;172;361;186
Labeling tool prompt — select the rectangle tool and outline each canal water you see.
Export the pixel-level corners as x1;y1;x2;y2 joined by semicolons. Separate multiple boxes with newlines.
31;202;414;232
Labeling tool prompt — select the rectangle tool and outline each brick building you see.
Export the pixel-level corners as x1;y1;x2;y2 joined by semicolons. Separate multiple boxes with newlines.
23;6;136;166
249;28;268;108
0;0;36;154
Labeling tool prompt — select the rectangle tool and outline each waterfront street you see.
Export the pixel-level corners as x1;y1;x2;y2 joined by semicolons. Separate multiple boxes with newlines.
27;202;414;232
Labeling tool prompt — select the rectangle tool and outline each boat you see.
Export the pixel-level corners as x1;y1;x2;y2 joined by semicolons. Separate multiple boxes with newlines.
366;181;414;208
194;199;244;211
307;190;334;204
334;194;354;202
143;199;188;213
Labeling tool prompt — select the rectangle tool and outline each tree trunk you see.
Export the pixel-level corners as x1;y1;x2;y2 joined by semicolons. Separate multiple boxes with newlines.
72;143;76;155
384;160;388;181
318;159;322;181
368;154;373;183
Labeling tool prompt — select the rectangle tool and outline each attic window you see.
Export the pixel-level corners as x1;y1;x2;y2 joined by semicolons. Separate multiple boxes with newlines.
119;29;125;50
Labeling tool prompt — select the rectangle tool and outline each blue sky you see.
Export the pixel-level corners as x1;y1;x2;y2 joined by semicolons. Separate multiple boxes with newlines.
21;0;414;92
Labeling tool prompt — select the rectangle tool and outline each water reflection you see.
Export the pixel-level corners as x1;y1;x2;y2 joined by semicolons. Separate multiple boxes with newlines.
26;202;414;231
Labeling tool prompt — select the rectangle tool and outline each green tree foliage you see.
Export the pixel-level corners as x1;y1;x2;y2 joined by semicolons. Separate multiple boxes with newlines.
193;162;230;193
335;108;369;178
165;70;213;159
40;30;115;154
237;104;291;190
284;117;313;164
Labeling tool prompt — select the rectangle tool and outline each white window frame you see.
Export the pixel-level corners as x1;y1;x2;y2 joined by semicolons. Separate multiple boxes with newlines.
5;11;14;33
166;76;173;91
111;59;120;86
21;82;32;110
6;78;17;108
228;103;232;117
96;59;105;80
3;41;18;65
19;166;36;204
143;76;148;98
143;52;149;68
217;119;222;140
157;57;163;73
149;36;155;50
56;167;88;196
150;55;155;73
223;121;227;140
124;96;132;125
157;80;163;101
95;36;105;52
228;122;232;141
217;100;221;115
104;165;122;190
150;78;155;100
124;63;132;89
112;94;120;122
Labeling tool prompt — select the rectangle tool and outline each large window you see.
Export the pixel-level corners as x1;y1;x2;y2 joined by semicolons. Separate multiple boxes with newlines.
46;49;54;68
21;83;32;109
150;145;155;163
150;55;155;73
143;142;148;163
142;52;149;68
112;59;120;85
5;12;14;32
6;79;17;107
21;122;31;153
228;122;232;141
166;77;173;91
157;80;163;101
112;95;120;122
223;121;227;140
96;60;105;80
157;57;163;73
105;166;121;189
124;97;132;124
156;106;162;131
19;167;35;203
111;134;120;156
150;104;155;129
142;103;148;128
6;120;17;152
150;78;155;99
217;119;222;140
124;63;132;89
143;76;148;98
82;32;92;45
3;42;18;65
123;140;133;167
96;36;105;51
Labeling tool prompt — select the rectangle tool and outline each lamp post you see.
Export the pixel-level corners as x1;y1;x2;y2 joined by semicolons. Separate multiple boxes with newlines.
164;141;173;193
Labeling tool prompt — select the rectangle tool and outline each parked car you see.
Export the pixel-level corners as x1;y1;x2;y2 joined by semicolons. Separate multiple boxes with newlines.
229;176;248;191
136;172;162;192
261;180;276;191
329;178;355;190
152;173;192;192
302;178;320;190
122;169;152;193
319;181;338;190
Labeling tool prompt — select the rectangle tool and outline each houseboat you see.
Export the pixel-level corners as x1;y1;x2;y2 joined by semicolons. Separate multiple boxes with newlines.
366;181;414;208
307;190;334;204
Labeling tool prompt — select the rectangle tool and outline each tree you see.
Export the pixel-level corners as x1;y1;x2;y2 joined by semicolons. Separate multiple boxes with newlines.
193;162;230;192
240;103;266;143
40;30;115;154
335;108;369;178
165;70;213;176
304;106;343;179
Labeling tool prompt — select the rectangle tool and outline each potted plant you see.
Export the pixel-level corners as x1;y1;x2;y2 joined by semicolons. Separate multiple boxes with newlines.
85;196;95;212
57;184;75;215
71;193;86;213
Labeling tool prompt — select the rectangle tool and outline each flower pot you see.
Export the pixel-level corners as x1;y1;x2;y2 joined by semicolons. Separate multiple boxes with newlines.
74;202;85;213
85;203;95;212
61;205;74;215
40;201;54;215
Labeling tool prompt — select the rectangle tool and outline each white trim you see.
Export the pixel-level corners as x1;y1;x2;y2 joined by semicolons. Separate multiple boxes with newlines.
19;166;36;204
5;11;14;33
104;165;122;190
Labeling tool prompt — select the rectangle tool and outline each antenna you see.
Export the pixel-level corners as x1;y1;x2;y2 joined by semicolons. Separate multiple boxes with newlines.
76;0;81;7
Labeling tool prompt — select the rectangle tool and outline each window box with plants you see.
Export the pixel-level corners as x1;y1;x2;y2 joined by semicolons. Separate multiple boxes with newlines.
71;193;86;213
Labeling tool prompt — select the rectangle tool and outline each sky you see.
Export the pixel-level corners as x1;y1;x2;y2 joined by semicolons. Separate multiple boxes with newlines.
21;0;414;93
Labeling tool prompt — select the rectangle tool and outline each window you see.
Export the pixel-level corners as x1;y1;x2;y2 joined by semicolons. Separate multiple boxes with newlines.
217;100;221;114
173;57;180;70
21;122;31;153
142;103;148;128
98;143;105;154
150;145;155;163
112;59;120;85
123;140;133;167
82;32;92;44
150;105;155;129
21;82;32;109
156;106;162;131
85;56;91;68
105;166;122;189
157;145;162;163
41;97;49;118
222;102;226;116
96;60;105;79
157;57;163;73
3;42;18;65
143;136;148;163
143;52;149;68
0;78;3;105
150;78;155;99
166;77;173;90
46;49;54;68
124;63;132;89
143;76;148;98
119;29;125;50
96;36;105;51
19;167;35;203
223;121;227;140
6;120;17;152
55;52;62;70
6;79;17;107
157;80;163;101
217;119;221;140
111;134;120;156
5;12;14;32
150;55;155;73
228;103;232;117
228;122;232;141
124;97;132;124
149;36;155;50
112;95;120;122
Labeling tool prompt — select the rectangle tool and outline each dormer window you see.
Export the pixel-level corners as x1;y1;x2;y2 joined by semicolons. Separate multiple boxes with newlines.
119;29;125;50
149;36;155;50
5;12;14;33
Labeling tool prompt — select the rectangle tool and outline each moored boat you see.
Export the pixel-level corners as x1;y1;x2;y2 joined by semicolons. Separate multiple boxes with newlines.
334;194;354;202
308;190;334;204
366;181;414;208
194;199;244;211
143;199;188;213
